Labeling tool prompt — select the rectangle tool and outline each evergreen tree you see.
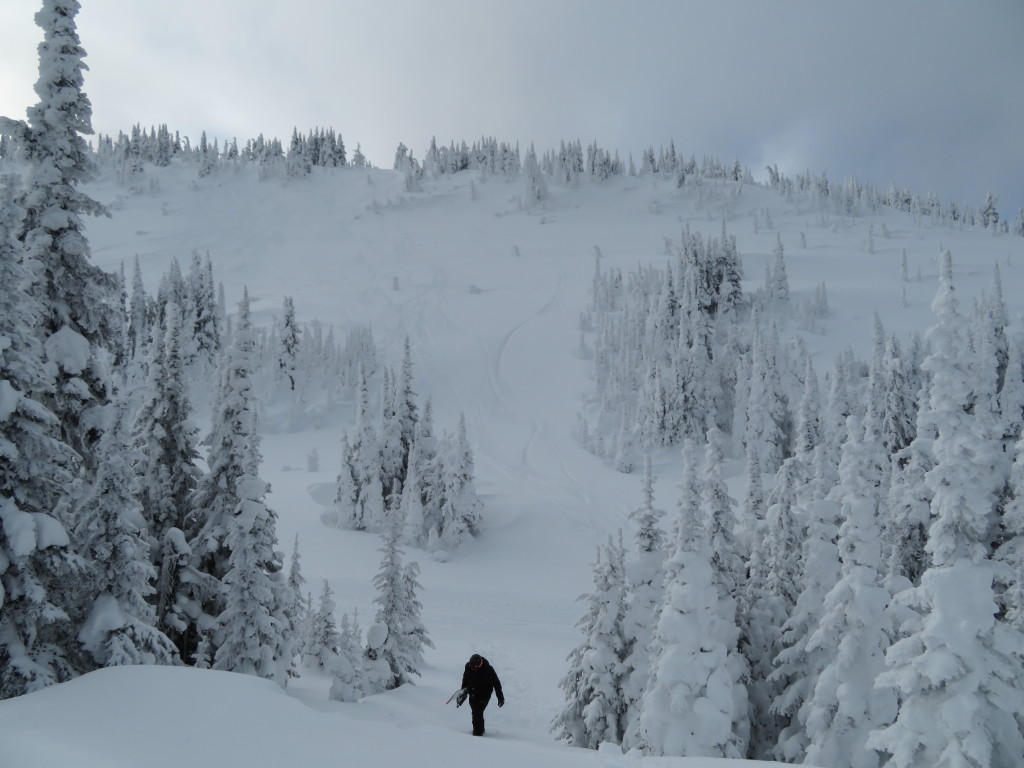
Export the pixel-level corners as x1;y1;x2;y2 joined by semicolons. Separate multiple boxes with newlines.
378;367;405;500
523;144;548;205
635;441;744;758
126;255;150;362
744;320;788;474
790;358;821;460
1;0;120;466
131;301;202;644
738;443;786;759
399;558;432;674
283;535;305;679
701;426;751;751
882;372;935;587
304;580;340;670
621;456;666;748
0;173;84;698
332;432;359;529
329;610;364;703
277;295;300;391
770;446;842;762
804;418;895;768
996;435;1024;628
372;518;430;688
869;253;1024;768
438;415;482;551
553;537;630;748
399;438;426;547
763;458;804;613
188;289;262;662
74;394;178;668
768;234;790;304
998;339;1024;444
350;367;385;531
413;399;444;540
212;468;292;685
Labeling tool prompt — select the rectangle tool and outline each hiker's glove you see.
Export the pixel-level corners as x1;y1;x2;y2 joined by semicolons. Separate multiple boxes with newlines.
498;698;505;708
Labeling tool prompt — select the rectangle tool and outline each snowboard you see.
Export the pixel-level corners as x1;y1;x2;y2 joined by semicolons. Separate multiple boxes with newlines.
445;687;468;705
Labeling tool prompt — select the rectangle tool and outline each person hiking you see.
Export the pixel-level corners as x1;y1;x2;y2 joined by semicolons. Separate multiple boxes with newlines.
456;653;504;736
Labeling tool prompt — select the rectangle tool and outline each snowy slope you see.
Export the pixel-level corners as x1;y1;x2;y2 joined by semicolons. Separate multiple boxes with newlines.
2;157;1021;767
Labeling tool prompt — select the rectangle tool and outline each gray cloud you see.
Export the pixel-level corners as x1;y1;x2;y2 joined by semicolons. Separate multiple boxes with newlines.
2;0;1021;215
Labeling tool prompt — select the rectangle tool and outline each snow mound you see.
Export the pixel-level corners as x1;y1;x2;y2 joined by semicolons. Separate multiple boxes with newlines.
0;666;792;768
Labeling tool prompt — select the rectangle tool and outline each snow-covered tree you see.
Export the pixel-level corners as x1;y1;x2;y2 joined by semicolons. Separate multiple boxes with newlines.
304;580;340;670
332;432;359;528
634;441;744;758
399;438;427;547
126;255;150;362
277;295;300;391
553;536;630;748
869;253;1024;768
738;444;787;759
701;427;750;751
349;367;385;531
74;394;178;668
621;455;666;745
212;469;292;685
0;173;85;698
771;447;842;763
744;319;788;474
188;288;263;662
329;610;364;703
803;417;895;768
768;234;790;304
523;144;548;205
131;301;202;644
361;621;392;696
283;535;306;677
0;0;120;467
372;518;430;688
437;415;482;551
997;435;1024;628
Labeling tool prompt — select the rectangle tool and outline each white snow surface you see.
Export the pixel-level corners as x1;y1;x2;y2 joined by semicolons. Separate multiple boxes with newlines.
3;158;1021;767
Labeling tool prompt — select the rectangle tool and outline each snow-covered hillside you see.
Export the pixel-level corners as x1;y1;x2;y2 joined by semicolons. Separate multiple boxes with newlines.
2;154;1022;767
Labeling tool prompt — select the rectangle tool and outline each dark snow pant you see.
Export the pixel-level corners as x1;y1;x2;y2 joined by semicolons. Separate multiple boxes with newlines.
470;692;491;735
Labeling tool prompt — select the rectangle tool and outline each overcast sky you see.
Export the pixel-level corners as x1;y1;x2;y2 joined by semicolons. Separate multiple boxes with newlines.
2;0;1022;216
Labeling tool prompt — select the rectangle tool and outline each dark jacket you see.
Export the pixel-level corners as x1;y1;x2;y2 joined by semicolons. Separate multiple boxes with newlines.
461;657;503;706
